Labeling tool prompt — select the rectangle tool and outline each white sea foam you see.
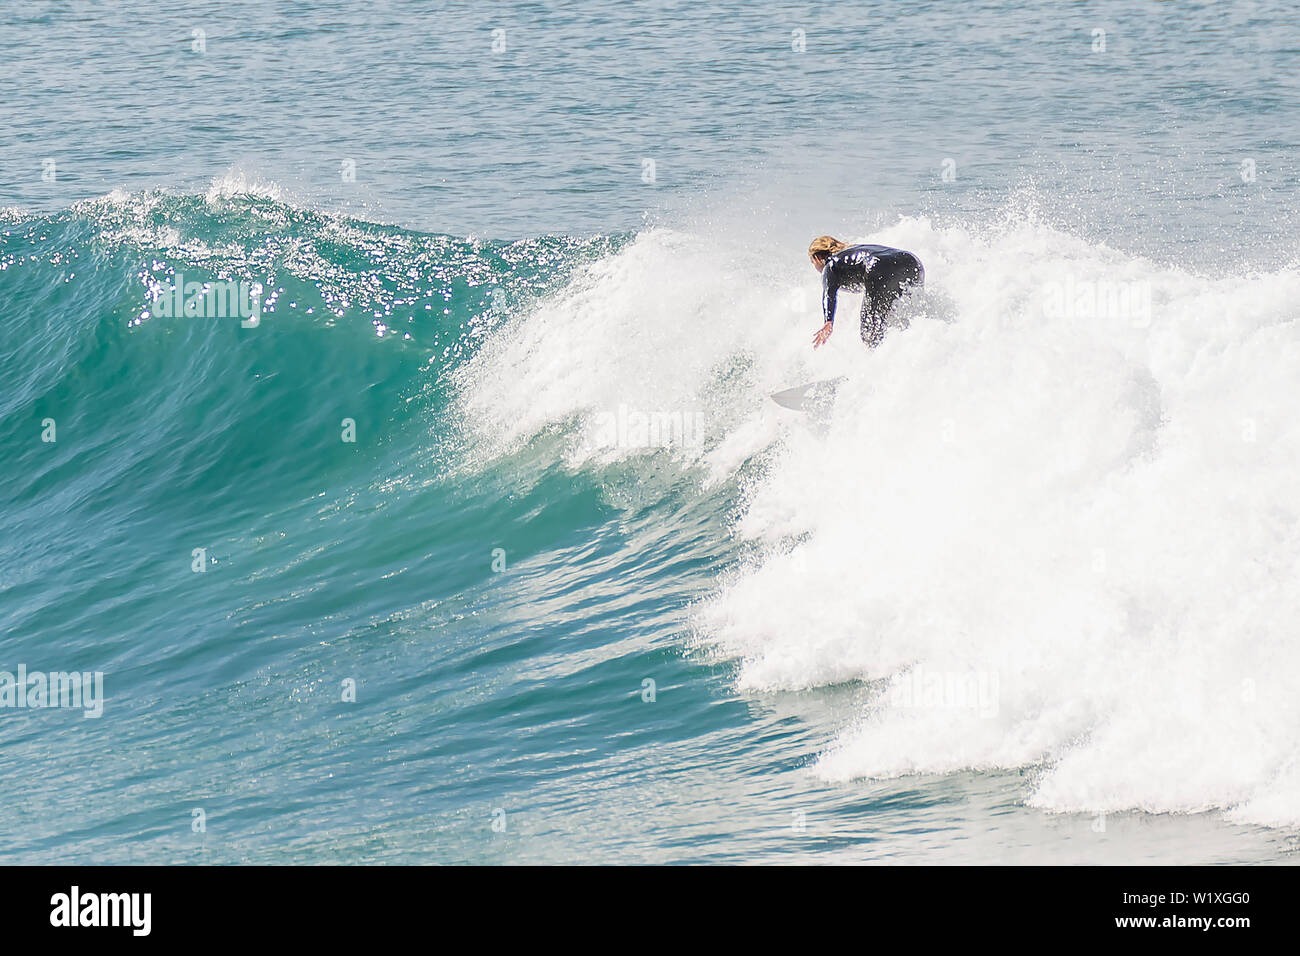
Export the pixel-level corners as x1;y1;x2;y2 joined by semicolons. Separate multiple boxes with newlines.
204;168;287;205
456;209;1300;827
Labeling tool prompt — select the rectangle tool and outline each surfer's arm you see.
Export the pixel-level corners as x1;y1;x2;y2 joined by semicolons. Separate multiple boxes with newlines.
814;266;837;348
821;266;839;326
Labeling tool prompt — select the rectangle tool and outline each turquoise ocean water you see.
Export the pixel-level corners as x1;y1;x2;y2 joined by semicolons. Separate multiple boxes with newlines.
3;1;1300;863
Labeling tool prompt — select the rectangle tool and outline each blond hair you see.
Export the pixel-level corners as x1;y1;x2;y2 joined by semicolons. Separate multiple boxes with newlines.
808;235;848;262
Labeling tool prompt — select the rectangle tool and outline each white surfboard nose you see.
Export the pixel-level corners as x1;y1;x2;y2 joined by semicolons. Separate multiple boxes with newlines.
770;376;846;411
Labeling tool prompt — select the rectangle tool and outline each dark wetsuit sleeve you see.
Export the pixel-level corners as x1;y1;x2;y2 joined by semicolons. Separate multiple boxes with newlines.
821;265;839;325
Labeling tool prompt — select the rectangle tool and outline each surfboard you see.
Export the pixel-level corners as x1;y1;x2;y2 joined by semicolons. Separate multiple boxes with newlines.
769;376;845;412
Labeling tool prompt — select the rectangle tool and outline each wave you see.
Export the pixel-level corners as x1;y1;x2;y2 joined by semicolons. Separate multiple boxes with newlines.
0;180;615;644
457;207;1300;828
6;179;1300;831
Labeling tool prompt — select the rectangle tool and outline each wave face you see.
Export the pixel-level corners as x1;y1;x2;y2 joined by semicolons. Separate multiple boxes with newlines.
2;182;1299;862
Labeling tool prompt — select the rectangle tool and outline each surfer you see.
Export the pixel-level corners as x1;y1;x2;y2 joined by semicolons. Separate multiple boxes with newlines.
808;237;924;349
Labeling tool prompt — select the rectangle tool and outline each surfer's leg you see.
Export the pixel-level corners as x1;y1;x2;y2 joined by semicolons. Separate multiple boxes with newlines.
861;267;906;346
861;256;923;345
860;295;888;347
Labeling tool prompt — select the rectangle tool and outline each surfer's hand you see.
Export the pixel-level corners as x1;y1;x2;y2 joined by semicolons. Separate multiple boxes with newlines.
812;321;833;349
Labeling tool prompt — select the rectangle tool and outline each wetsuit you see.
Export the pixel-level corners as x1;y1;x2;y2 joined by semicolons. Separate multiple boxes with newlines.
821;244;924;347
